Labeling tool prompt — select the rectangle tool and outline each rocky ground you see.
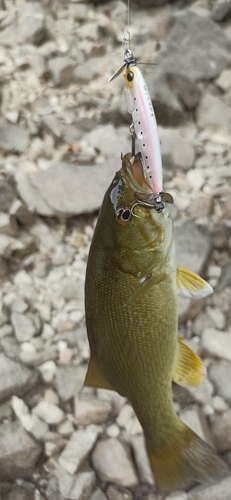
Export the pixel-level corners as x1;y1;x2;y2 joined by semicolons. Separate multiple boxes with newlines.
0;0;231;498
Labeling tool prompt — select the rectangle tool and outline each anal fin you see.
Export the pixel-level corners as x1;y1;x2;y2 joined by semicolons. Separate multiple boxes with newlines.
177;266;213;299
84;356;115;391
173;337;206;386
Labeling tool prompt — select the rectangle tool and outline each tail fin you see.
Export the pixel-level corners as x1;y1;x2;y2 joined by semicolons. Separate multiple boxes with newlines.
146;420;229;492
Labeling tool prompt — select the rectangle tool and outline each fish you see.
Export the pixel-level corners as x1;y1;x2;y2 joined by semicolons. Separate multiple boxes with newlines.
84;152;229;491
109;43;162;195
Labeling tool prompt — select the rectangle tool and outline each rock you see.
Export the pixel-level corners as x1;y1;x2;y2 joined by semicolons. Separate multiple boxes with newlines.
145;67;184;127
41;115;63;140
188;476;231;500
0;421;42;479
19;157;121;217
0;178;16;212
130;434;154;485
202;328;231;362
187;378;213;406
74;395;111;425
211;410;231;453
179;405;213;446
48;57;77;86
197;94;231;138
211;0;231;22
186;195;214;222
55;364;87;401
58;419;74;436
11;312;37;342
91;438;139;487
192;312;215;336
106;485;134;500
0;213;18;236
30;53;49;80
0;119;30;153
155;10;231;82
58;430;98;474
74;60;100;84
15;170;53;217
209;360;231;405
90;487;107;500
0;353;38;402
165;493;188;500
206;307;225;330
216;69;231;92
133;0;175;5
167;73;201;109
67;469;96;500
33;400;64;424
212;395;228;413
85;125;130;159
175;221;211;320
159;127;195;172
38;360;56;383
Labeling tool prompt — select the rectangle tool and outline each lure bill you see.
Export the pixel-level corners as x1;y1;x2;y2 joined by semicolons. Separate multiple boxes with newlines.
109;45;163;195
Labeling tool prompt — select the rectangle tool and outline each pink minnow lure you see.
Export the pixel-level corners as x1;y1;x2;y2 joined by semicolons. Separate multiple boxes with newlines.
109;48;163;195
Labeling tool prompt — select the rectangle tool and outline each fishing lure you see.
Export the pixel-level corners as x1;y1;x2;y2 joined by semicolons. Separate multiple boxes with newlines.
109;34;163;197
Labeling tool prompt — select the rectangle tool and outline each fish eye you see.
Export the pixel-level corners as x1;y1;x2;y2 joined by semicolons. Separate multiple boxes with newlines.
117;208;132;224
127;71;134;82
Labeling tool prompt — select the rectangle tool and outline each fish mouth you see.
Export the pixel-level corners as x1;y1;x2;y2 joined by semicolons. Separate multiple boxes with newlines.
122;152;174;207
122;152;153;194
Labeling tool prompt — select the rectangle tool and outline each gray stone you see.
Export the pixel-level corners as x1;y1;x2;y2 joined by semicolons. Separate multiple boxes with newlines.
22;158;120;217
187;378;213;406
209;360;231;405
0;421;42;479
0;213;18;236
0;179;15;213
11;312;37;342
159;127;195;172
58;430;98;475
155;10;231;83
179;405;213;446
175;220;211;271
106;485;134;500
85;125;130;159
74;60;100;84
211;410;231;453
30;53;49;80
74;395;112;425
202;328;231;362
211;0;231;22
55;364;87;401
145;67;184;127
68;469;96;499
188;476;231;500
92;438;139;487
16;171;53;217
0;353;38;402
90;488;107;500
192;312;215;337
41;115;63;140
130;434;154;485
0;120;30;153
48;57;77;86
33;400;64;425
216;69;231;92
197;94;231;137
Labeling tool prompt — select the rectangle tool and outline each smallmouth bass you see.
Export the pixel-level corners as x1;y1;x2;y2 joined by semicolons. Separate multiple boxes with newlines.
84;153;228;491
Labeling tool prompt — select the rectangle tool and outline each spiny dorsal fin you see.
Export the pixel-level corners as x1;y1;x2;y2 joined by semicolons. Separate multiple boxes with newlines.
177;266;213;299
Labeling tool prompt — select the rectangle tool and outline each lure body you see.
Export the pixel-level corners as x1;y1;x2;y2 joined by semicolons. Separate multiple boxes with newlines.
124;63;163;194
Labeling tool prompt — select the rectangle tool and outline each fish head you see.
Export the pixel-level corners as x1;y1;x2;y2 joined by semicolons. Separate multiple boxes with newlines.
106;153;173;276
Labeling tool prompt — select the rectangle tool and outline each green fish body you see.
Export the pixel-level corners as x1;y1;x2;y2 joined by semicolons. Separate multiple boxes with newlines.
84;154;228;491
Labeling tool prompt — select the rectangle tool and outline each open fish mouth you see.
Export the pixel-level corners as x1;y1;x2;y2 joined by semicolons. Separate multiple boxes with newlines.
122;152;174;207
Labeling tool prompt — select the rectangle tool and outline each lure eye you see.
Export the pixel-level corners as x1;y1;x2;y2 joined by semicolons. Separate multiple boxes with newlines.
127;71;134;82
117;208;132;224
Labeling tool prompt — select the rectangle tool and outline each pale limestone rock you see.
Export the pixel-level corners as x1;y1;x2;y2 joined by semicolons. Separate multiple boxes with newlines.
202;328;231;362
58;430;98;475
33;400;64;424
74;395;111;425
92;438;139;487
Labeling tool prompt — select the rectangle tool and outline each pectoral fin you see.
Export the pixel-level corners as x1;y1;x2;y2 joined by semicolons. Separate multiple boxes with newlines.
177;266;213;299
84;356;115;391
173;337;206;386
